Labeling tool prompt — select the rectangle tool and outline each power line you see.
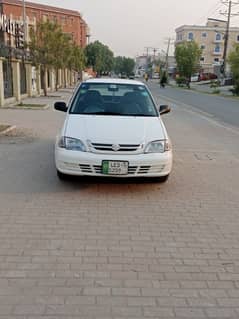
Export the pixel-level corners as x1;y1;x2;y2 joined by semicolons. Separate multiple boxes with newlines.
195;0;223;24
219;0;239;77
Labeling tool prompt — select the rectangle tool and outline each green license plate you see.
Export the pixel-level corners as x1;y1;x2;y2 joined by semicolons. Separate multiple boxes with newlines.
102;160;129;175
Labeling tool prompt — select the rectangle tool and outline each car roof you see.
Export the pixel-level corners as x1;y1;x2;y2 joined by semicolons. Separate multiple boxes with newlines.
84;78;145;86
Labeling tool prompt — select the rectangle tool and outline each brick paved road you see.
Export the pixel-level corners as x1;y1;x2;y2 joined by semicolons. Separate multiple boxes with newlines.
0;87;239;318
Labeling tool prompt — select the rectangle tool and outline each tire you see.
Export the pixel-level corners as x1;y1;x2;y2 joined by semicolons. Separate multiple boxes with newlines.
155;174;169;183
57;170;69;180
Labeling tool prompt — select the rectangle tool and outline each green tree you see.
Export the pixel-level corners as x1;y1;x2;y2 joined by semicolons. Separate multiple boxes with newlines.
113;56;135;77
67;43;86;83
85;41;114;75
51;31;72;90
29;21;61;95
114;56;124;75
175;41;202;88
228;44;239;95
29;21;86;94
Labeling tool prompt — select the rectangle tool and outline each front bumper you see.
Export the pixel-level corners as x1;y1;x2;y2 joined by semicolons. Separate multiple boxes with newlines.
55;147;173;178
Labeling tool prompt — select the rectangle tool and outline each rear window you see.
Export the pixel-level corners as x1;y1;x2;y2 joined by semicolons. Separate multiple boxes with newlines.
69;83;158;117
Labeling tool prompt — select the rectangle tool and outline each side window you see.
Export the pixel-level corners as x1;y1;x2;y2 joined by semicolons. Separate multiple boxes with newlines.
215;44;220;53
188;32;194;41
216;33;221;41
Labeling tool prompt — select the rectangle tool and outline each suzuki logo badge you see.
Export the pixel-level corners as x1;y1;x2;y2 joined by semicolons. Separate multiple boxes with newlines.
112;144;120;152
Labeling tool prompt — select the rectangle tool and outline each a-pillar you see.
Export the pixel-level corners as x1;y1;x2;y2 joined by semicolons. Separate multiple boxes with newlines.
11;59;21;102
25;62;33;97
0;58;4;107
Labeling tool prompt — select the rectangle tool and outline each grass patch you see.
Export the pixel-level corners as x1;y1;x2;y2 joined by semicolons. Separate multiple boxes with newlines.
16;103;47;108
0;125;10;133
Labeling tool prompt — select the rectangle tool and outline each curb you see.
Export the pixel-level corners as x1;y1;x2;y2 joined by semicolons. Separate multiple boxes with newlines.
2;104;49;110
0;125;17;136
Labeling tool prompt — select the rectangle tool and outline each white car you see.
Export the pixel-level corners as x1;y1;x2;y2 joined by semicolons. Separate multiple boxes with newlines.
190;73;200;82
54;78;173;182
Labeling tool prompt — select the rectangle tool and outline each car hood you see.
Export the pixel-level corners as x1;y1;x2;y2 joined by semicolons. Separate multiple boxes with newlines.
64;115;165;144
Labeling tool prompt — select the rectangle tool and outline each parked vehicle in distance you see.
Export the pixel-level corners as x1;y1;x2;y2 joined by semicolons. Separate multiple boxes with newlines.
199;72;217;81
190;73;200;82
152;72;160;79
54;78;173;182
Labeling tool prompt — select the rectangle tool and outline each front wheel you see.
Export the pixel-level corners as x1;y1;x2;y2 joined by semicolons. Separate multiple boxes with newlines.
154;174;169;183
57;170;69;181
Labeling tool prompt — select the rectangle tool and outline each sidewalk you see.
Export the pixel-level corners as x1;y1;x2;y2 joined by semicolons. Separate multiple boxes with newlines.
169;79;234;96
19;87;76;106
0;87;76;135
1;87;76;110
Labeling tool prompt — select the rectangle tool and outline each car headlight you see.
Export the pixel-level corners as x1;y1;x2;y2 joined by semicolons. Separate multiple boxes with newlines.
58;136;87;152
145;140;171;153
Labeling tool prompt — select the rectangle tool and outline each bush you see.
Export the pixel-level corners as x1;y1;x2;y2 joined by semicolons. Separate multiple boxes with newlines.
176;76;187;87
210;80;220;88
212;89;221;94
230;85;239;96
232;78;239;96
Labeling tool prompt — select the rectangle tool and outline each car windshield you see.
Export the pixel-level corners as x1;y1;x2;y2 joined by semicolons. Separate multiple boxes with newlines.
69;83;158;117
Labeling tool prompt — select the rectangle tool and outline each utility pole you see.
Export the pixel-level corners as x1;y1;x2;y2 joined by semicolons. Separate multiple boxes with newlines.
164;38;174;75
144;47;159;75
165;38;171;73
220;0;239;77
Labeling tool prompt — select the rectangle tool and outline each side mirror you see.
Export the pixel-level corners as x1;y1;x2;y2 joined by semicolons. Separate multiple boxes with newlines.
159;104;171;115
54;101;68;112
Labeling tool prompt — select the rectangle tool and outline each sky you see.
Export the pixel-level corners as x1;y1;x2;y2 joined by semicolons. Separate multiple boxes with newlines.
31;0;239;57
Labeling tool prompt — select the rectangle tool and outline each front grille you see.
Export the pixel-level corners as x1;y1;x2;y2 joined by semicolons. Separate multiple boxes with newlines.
77;164;165;175
91;143;141;153
79;164;93;173
138;166;151;174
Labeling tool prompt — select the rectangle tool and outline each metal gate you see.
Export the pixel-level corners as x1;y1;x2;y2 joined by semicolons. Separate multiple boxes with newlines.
20;62;27;94
3;60;13;98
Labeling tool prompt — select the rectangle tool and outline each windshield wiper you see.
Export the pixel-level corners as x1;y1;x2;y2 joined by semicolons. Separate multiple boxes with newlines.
122;113;156;117
81;111;124;115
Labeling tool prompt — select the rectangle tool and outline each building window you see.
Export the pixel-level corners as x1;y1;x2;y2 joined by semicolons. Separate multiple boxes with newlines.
188;32;194;41
214;58;219;62
61;16;66;25
201;45;206;50
31;11;37;19
177;33;183;41
215;33;222;41
237;35;239;42
202;32;207;38
69;17;74;25
215;44;221;53
200;57;205;62
42;14;48;22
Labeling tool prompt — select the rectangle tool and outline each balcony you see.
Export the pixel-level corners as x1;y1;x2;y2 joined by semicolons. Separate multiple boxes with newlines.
212;51;222;56
213;39;223;44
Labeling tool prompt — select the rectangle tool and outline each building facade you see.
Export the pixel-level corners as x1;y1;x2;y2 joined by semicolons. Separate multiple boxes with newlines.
0;0;89;107
175;18;239;74
0;0;89;47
